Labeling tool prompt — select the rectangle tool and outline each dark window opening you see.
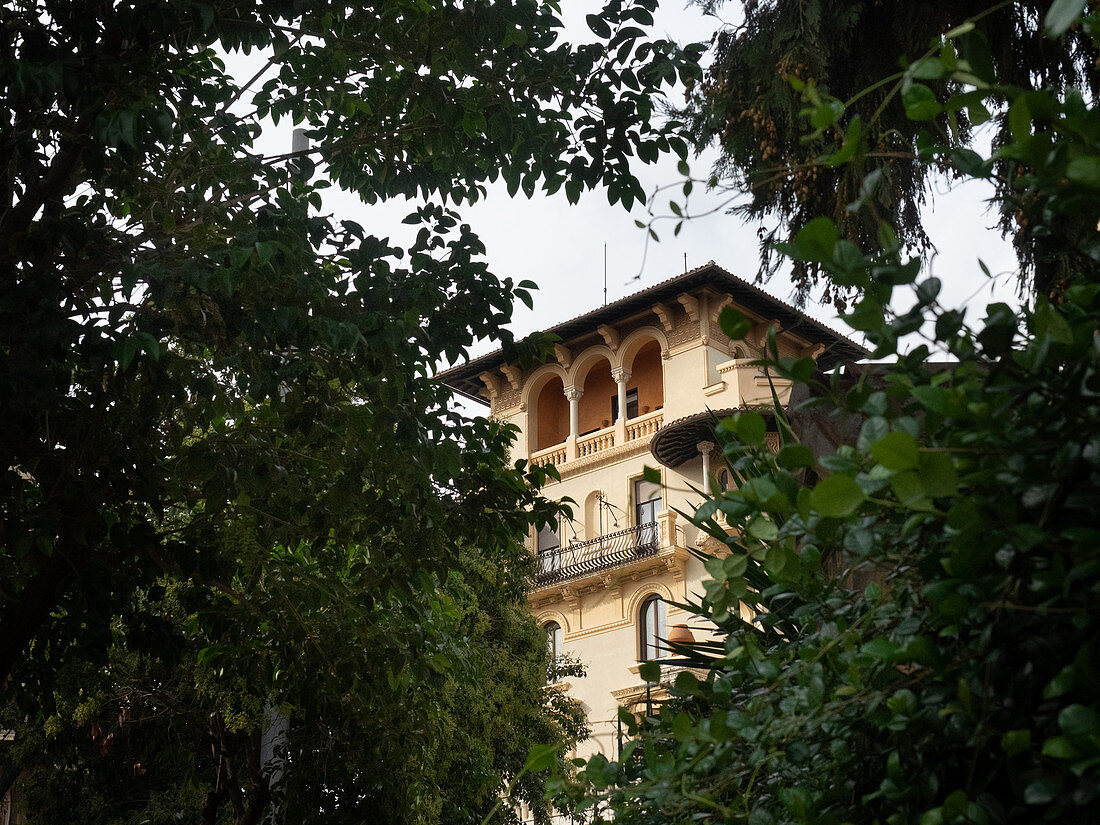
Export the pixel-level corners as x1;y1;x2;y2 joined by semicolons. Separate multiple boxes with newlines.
545;621;563;681
634;478;662;547
639;595;667;661
611;388;640;421
537;521;561;574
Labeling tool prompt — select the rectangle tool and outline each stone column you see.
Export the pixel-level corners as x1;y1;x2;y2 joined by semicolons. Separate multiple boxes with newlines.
612;367;630;443
698;441;716;493
565;385;583;460
565;385;583;438
612;368;631;421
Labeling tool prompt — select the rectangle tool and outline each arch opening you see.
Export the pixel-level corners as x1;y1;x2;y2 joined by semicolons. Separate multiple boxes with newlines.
627;339;664;418
545;620;563;682
577;358;615;435
534;375;569;451
638;594;667;661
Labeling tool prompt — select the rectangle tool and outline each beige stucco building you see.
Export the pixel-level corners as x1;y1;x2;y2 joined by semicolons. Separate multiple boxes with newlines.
439;262;865;760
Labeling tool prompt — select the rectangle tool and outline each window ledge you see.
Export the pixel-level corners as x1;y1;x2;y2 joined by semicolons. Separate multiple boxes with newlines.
627;656;677;676
702;381;726;396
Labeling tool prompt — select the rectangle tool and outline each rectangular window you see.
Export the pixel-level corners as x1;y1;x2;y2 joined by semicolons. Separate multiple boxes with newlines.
639;596;667;661
537;521;561;574
610;388;639;421
634;479;662;548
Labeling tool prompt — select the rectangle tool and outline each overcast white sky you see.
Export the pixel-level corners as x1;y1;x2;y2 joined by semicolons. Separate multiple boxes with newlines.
243;1;1023;362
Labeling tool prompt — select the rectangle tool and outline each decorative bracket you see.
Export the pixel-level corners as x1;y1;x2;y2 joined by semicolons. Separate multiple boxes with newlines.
478;371;501;400
750;319;781;351
500;364;522;391
676;292;700;323
554;343;573;369
799;343;826;361
651;302;675;333
665;555;686;583
597;323;620;351
561;586;580;612
711;294;734;323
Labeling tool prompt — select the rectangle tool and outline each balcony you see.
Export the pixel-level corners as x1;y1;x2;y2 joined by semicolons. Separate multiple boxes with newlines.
535;522;661;586
530;409;663;470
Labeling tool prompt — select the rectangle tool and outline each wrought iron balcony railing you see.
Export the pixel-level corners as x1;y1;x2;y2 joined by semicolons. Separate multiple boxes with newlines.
535;522;660;586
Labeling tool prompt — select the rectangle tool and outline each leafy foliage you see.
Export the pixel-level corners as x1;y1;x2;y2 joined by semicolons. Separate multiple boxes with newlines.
0;0;699;820
555;4;1100;823
6;539;585;825
680;0;1098;302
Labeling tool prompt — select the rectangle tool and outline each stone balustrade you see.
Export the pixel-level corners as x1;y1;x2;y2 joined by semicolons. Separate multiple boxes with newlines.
625;410;663;441
531;444;567;468
577;428;614;458
527;410;665;468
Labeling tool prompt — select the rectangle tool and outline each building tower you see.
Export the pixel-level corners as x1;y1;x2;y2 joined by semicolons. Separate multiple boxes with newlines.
438;262;866;760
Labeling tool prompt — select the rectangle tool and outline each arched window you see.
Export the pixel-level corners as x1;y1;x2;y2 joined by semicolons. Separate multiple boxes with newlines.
545;621;563;680
578;358;615;435
627;339;664;416
638;595;667;661
537;520;561;576
534;375;569;451
634;478;662;548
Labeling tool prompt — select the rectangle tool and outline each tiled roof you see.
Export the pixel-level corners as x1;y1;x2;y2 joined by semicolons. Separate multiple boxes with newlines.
436;261;868;403
648;406;776;468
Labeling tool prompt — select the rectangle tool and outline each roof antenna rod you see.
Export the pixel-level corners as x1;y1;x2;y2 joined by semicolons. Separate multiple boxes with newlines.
603;243;608;306
683;252;687;273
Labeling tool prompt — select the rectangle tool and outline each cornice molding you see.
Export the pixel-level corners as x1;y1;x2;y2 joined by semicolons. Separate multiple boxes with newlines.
551;433;655;479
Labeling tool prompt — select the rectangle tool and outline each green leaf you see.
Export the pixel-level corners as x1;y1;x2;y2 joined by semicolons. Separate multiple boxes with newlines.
811;475;865;518
910;57;945;80
134;331;161;362
642;465;661;484
723;553;749;578
1008;96;1031;143
890;470;929;509
810;100;844;130
763;543;787;576
1024;777;1061;805
825;116;863;167
918;451;958;498
748;516;778;542
862;638;898;661
845;298;884;333
719;306;751;340
1066;157;1100;188
638;661;660;683
1035;299;1074;344
115;336;139;371
872;431;920;470
1045;0;1087;37
1041;736;1078;759
523;743;559;774
586;13;612;38
1058;703;1100;739
735;411;767;446
792;217;839;262
776;444;814;469
978;303;1018;356
1001;728;1032;755
911;385;946;414
848;168;883;212
902;83;941;120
